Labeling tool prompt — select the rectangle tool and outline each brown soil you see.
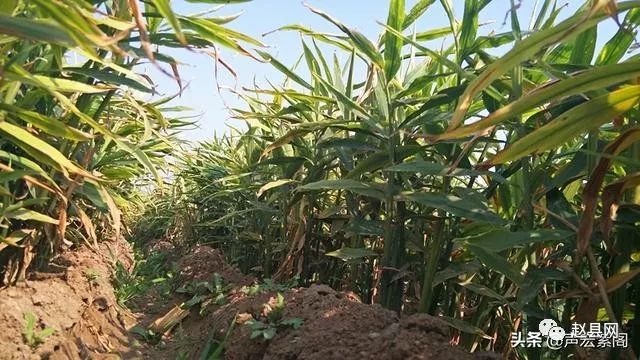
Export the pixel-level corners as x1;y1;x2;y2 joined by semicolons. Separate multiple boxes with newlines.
0;239;495;359
176;245;254;286
222;285;499;360
0;238;137;359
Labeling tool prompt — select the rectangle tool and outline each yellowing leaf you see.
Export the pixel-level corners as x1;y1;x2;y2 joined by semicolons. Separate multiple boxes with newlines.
449;2;640;129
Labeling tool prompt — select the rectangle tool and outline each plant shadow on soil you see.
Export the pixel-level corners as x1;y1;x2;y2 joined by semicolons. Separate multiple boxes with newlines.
0;238;499;359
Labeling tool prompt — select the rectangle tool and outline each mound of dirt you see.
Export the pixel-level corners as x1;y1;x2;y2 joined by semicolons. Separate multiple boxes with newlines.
219;285;496;360
0;238;136;359
146;278;496;359
177;245;254;286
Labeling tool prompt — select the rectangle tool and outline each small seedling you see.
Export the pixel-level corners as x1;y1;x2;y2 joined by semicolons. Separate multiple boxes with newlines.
245;293;303;342
240;276;299;296
177;273;230;315
22;312;55;349
84;268;100;283
113;251;176;307
130;326;161;344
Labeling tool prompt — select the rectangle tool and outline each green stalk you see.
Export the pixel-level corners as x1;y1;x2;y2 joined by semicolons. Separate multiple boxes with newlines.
419;216;445;313
380;171;406;311
380;84;405;311
301;194;315;285
419;174;450;313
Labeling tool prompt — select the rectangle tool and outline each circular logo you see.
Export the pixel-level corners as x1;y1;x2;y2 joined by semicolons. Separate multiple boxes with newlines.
538;319;557;336
547;326;565;341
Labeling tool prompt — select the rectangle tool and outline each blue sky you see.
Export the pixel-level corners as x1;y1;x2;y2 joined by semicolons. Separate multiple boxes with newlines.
146;0;613;142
